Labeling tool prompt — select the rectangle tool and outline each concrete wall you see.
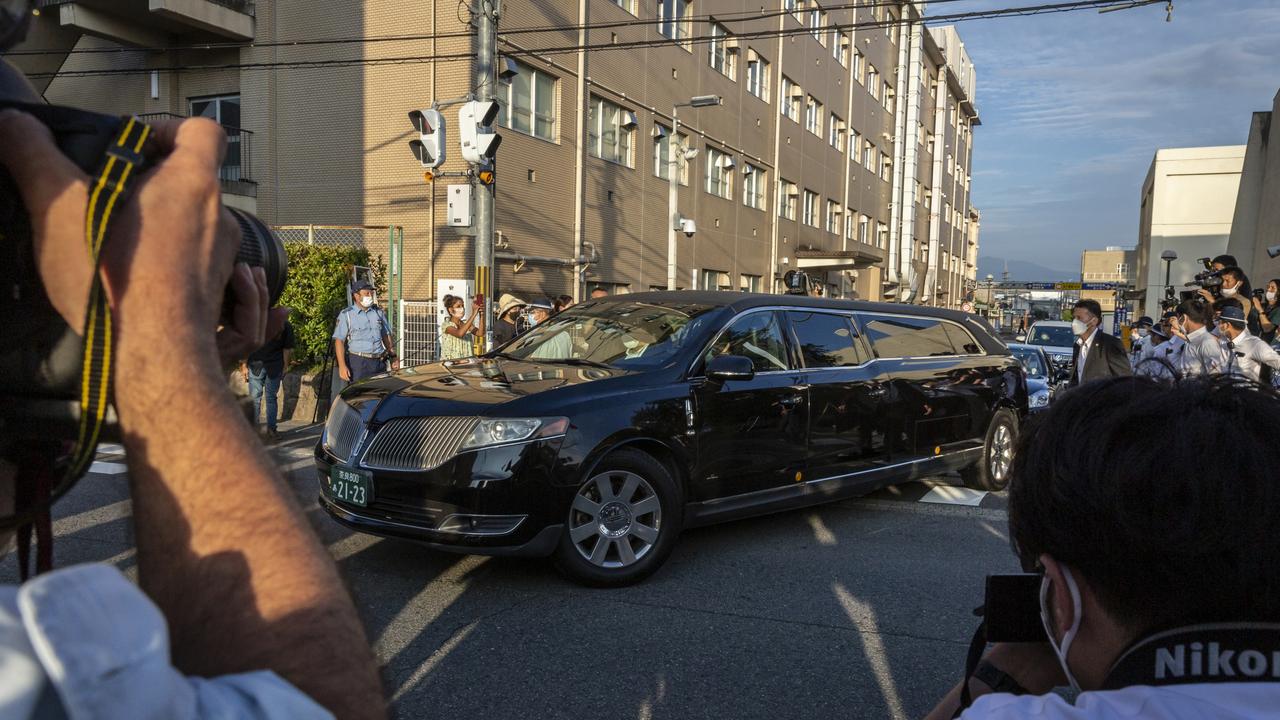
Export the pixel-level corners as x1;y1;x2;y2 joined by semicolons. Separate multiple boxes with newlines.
1134;145;1245;316
1227;89;1280;286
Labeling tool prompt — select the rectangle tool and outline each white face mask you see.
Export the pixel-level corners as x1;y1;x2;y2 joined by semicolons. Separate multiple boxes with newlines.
1221;285;1238;298
1267;291;1277;303
1137;328;1148;338
1040;565;1083;694
359;295;375;308
449;306;463;317
1071;318;1090;336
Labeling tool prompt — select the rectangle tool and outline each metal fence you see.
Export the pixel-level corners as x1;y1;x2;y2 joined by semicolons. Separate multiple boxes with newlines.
272;225;405;331
399;300;439;368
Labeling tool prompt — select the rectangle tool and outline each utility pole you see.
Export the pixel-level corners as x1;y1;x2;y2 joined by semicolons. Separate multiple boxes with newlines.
667;108;681;291
474;0;498;350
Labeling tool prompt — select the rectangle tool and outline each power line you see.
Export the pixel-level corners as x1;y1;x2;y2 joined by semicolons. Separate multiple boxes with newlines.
8;0;965;57
21;0;1164;79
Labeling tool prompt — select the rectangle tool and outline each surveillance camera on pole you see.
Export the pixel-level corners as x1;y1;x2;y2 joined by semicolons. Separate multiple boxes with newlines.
408;109;445;171
459;100;503;165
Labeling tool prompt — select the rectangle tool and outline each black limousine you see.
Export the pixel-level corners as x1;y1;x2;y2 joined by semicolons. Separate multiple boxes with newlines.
317;292;1028;586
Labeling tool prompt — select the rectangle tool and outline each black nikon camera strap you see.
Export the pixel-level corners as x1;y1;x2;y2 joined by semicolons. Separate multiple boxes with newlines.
15;116;151;579
1102;623;1280;690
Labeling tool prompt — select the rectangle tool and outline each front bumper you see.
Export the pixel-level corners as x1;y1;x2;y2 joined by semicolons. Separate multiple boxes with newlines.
315;435;572;556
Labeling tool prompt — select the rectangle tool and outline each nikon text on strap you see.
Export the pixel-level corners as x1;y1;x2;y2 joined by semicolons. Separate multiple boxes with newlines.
1103;623;1280;690
14;116;151;579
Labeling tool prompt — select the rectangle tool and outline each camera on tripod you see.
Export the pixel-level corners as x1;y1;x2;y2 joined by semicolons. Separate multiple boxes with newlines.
1185;257;1224;297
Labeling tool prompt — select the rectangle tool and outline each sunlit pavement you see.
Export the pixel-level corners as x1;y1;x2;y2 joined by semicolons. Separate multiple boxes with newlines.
2;429;1021;720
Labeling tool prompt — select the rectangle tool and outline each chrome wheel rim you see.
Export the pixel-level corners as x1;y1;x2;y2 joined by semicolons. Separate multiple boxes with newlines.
990;423;1014;482
569;470;662;568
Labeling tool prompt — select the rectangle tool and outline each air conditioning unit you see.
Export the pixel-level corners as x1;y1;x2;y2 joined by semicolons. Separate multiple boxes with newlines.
621;111;639;129
716;154;736;169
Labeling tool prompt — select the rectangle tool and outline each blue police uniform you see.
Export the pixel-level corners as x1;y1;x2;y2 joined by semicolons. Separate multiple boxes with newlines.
333;304;392;382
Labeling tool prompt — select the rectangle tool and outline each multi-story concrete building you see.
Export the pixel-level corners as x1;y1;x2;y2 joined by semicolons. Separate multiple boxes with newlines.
1133;146;1245;317
1079;245;1132;327
17;0;978;307
1228;88;1280;284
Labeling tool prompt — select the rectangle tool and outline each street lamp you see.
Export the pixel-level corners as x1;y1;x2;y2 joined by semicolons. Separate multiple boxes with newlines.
668;94;722;291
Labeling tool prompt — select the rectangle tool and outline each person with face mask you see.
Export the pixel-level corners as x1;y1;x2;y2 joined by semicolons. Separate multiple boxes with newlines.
439;294;482;361
1127;316;1153;367
1067;299;1130;388
925;376;1280;720
1251;278;1280;344
333;281;398;384
1133;320;1176;379
1216;305;1280;383
1174;298;1225;378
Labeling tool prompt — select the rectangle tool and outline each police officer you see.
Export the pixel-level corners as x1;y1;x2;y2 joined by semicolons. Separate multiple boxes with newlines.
1217;305;1280;382
333;281;398;383
1128;316;1153;367
1173;297;1224;377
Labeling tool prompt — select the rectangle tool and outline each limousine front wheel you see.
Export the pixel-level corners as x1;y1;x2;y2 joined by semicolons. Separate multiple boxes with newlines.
554;448;683;587
961;408;1019;492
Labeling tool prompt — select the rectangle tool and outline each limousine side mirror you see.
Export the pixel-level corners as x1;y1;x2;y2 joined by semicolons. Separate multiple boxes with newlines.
706;355;755;382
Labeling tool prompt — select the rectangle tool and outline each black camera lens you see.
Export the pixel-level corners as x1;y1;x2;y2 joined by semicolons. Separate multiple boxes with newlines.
226;207;288;306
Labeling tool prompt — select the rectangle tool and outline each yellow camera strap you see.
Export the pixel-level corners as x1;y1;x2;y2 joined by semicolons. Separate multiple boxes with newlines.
16;116;151;580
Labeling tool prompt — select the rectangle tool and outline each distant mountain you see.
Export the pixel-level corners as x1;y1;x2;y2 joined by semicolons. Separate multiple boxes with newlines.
977;256;1077;283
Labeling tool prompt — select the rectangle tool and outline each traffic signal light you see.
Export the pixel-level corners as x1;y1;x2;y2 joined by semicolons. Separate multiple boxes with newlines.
408;109;445;168
458;100;502;165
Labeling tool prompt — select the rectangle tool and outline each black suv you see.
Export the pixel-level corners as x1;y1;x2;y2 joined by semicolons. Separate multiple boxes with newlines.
316;292;1027;586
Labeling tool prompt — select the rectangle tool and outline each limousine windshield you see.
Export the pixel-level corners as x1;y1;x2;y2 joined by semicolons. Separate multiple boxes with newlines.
498;300;721;369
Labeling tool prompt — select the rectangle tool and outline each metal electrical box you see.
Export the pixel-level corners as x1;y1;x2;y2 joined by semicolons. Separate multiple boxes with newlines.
447;184;473;227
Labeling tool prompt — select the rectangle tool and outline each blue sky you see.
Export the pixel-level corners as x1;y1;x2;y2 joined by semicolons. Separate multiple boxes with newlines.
950;0;1280;275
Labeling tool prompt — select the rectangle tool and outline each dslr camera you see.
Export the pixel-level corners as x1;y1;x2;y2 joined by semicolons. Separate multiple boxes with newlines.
0;102;287;447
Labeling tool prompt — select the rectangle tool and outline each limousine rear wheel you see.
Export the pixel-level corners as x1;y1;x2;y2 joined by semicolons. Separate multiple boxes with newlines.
961;408;1019;492
554;448;683;587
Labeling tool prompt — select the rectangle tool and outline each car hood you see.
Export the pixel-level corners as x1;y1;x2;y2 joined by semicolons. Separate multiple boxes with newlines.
339;356;634;418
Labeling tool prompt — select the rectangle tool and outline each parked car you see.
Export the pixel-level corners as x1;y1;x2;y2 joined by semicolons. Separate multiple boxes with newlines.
1007;343;1060;412
1021;320;1075;369
316;292;1029;586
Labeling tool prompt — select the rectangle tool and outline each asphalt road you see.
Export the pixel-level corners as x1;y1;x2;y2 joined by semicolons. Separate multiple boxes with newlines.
1;428;1023;720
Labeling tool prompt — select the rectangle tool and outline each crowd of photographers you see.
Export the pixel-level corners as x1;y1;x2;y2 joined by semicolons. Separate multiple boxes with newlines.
1127;254;1280;384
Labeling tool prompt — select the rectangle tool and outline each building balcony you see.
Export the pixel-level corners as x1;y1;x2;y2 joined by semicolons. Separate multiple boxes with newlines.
37;0;254;46
137;112;256;197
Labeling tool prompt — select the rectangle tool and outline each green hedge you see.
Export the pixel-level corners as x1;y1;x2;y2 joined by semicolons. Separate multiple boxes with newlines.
279;243;388;367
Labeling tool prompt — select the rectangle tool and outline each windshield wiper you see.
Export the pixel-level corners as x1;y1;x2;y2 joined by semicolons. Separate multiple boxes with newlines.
541;357;614;369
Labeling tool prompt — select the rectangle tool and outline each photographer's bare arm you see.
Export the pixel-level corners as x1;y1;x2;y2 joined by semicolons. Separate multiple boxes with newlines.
0;110;386;719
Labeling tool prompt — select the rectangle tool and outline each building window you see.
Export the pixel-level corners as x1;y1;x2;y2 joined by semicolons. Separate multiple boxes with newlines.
883;82;894;113
863;140;877;172
828;113;845;151
705;146;734;199
658;0;691;42
804;95;822;135
808;4;826;43
743;163;766;210
867;66;880;100
876;221;889;248
780;76;800;122
854;50;866;86
740;274;762;292
588;95;633;166
802;189;819;226
785;0;802;22
653;125;689;184
831;30;849;66
825;201;842;234
778;178;798;220
881;153;892;181
497;59;557;141
610;0;636;13
858;214;870;245
850;129;861;159
844;211;855;240
746;50;770;100
700;269;732;291
708;22;737;78
190;94;242;181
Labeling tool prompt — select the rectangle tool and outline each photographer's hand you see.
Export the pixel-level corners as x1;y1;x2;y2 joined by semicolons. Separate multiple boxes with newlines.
0;111;385;719
923;642;1066;720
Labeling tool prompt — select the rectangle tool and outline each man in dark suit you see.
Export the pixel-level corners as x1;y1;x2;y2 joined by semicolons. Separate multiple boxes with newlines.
1068;299;1132;387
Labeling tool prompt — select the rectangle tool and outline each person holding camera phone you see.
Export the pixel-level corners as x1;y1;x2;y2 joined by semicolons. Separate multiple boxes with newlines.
1253;278;1280;344
333;281;398;383
927;376;1280;719
0;49;383;719
439;293;483;360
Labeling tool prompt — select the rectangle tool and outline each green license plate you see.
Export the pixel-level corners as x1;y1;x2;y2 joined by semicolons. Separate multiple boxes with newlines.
327;466;372;507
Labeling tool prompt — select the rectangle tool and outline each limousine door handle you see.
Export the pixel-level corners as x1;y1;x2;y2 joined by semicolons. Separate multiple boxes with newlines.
867;385;888;399
779;394;804;408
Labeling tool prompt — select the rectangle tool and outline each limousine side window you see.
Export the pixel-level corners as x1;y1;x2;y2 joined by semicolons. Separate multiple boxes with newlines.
942;322;984;355
787;311;869;368
706;311;790;373
857;313;962;358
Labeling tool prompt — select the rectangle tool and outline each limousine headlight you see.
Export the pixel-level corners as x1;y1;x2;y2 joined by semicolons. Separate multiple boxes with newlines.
460;417;570;451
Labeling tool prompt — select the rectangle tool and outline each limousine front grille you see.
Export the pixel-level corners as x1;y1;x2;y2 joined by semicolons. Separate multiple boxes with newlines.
323;398;364;463
361;416;479;471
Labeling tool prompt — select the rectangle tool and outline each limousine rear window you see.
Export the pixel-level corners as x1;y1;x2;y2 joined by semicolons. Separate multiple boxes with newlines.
857;313;982;358
788;311;869;368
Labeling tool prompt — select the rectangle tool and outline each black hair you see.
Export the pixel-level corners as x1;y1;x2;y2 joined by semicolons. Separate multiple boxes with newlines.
1268;279;1280;307
1008;376;1280;631
1176;297;1212;326
554;295;574;312
1212;254;1237;267
1220;266;1252;295
443;294;463;309
1072;298;1102;320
